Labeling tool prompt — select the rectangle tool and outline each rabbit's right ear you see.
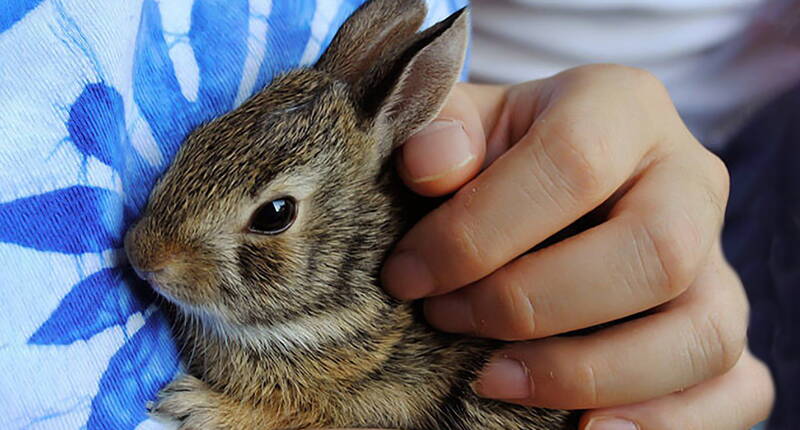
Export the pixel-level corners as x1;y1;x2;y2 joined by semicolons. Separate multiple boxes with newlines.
317;0;469;157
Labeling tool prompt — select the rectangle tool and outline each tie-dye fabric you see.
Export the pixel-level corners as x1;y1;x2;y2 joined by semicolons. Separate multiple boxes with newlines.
0;1;466;428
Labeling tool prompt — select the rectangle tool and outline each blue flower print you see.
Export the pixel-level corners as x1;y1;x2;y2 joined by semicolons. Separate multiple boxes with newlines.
0;1;466;429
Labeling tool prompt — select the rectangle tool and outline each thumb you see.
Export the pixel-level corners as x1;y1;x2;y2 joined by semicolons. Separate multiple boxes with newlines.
396;83;487;197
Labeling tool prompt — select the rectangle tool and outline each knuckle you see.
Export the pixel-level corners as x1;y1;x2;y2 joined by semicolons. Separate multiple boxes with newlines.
530;120;611;206
723;267;751;337
706;150;731;190
734;288;751;336
488;275;537;340
719;314;748;372
444;223;484;273
691;311;746;379
750;354;777;410
580;64;668;97
702;150;731;213
609;65;670;101
628;67;669;96
571;359;602;406
437;198;491;276
638;214;699;298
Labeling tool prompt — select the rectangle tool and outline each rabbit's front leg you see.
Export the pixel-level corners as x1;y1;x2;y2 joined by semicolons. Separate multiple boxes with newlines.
150;374;273;430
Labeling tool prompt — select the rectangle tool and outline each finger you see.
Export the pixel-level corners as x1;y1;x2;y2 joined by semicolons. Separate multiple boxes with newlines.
580;350;774;430
395;84;497;197
384;69;665;299
472;249;750;409
424;147;729;340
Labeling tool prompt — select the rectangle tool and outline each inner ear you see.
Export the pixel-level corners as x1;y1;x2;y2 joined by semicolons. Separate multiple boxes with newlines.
359;20;453;119
370;8;469;149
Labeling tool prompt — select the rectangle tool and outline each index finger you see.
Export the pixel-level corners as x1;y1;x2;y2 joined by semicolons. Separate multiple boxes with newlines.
382;68;666;299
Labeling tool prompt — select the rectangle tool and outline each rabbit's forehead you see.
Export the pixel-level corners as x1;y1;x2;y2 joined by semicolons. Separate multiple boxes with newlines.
244;70;344;119
149;100;360;225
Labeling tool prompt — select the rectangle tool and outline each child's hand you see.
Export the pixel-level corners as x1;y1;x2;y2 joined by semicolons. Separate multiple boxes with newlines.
385;65;774;429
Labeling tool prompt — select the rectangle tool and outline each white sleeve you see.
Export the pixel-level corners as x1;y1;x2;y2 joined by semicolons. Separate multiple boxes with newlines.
469;0;800;148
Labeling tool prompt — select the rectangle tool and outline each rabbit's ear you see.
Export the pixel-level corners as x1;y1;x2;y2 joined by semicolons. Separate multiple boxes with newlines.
371;7;469;150
316;0;469;151
316;0;427;96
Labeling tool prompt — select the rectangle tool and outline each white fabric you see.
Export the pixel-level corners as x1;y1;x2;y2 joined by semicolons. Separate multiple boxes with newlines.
470;0;800;147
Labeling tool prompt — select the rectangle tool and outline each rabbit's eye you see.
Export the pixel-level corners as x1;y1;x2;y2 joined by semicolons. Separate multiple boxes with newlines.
248;197;297;235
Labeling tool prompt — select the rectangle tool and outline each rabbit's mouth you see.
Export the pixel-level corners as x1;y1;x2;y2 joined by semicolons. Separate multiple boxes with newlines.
132;265;163;285
132;265;171;293
148;279;217;319
133;268;193;308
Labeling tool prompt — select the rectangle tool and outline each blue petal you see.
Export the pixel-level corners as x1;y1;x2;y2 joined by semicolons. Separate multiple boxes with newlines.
67;83;126;172
190;0;249;111
132;0;195;157
87;311;179;430
121;163;158;221
119;126;161;216
64;81;159;214
0;186;123;254
28;267;156;345
254;0;316;91
0;0;45;32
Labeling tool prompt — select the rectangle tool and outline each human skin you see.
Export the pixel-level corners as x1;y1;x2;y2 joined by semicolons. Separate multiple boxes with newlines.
373;65;774;430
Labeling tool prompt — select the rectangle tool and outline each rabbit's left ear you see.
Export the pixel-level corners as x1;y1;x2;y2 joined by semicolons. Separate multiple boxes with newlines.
371;8;469;152
317;5;469;156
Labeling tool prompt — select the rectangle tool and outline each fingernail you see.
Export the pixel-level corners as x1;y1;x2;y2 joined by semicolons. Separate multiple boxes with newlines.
586;417;639;430
473;358;532;400
425;293;475;333
382;250;436;299
402;120;475;183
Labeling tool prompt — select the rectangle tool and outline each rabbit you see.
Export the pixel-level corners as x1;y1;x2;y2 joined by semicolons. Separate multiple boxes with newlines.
124;0;577;429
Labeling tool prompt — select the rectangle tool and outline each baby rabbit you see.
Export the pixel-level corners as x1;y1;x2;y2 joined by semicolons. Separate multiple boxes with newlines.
125;0;575;428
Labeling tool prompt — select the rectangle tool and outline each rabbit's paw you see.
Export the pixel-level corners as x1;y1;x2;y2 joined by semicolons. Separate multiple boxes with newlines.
149;374;232;430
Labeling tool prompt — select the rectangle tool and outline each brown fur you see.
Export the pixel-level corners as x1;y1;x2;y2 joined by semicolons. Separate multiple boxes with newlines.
124;1;576;429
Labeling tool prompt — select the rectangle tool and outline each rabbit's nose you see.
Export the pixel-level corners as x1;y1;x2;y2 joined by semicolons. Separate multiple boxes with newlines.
124;222;175;279
125;224;151;271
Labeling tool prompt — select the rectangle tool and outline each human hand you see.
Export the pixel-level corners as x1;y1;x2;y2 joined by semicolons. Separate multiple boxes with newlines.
383;65;774;429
